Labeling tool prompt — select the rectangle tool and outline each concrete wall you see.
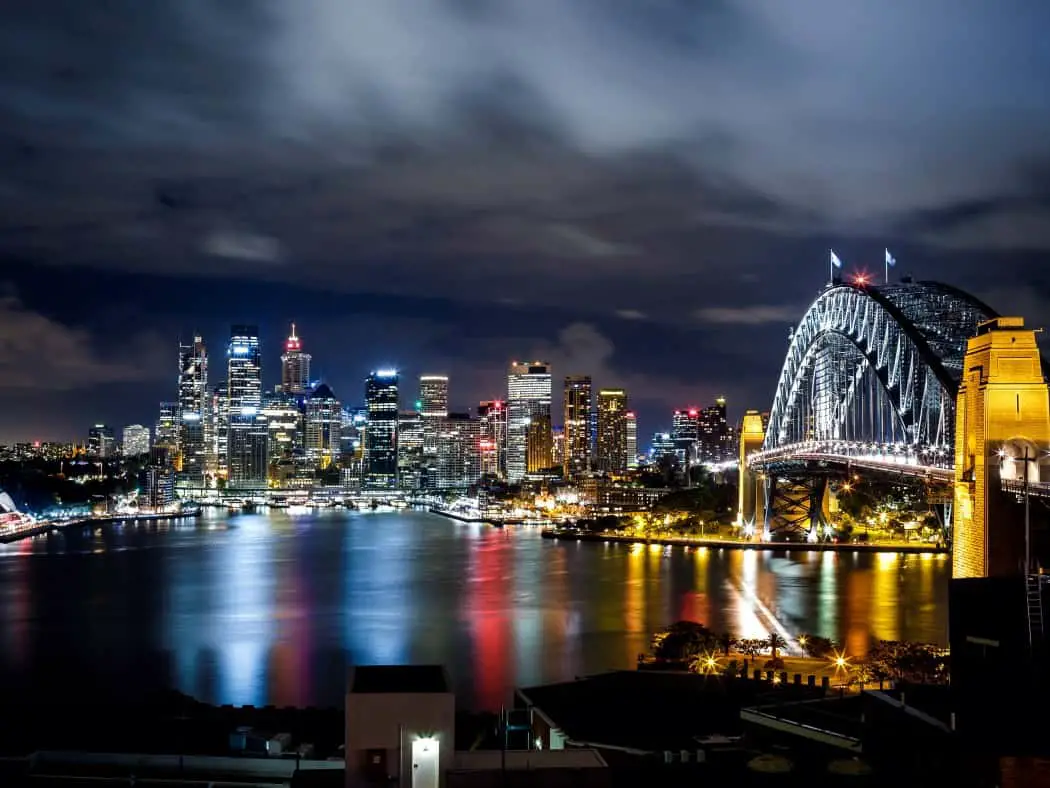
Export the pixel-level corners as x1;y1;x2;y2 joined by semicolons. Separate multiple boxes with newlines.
345;691;455;786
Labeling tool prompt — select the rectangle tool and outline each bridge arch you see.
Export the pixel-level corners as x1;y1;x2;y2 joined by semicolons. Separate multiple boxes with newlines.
764;281;998;454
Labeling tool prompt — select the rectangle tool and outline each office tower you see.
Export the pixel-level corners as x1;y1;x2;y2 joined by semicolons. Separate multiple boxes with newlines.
397;410;424;490
226;326;266;488
699;396;729;463
87;424;115;458
563;375;592;477
140;465;175;510
435;414;483;488
155;402;178;448
304;383;342;470
596;388;628;473
122;424;150;458
626;411;638;469
651;432;675;461
364;370;399;490
418;375;449;456
507;361;552;481
671;408;700;465
262;396;301;463
552;426;565;469
177;334;208;483
226;413;269;489
281;323;312;395
209;385;227;479
477;400;507;479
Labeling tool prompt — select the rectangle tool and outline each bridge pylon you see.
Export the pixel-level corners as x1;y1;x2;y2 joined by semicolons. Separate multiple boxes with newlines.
954;317;1050;578
737;410;766;538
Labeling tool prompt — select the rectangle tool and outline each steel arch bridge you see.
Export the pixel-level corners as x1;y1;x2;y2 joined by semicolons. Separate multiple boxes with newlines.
752;281;998;471
746;280;1002;532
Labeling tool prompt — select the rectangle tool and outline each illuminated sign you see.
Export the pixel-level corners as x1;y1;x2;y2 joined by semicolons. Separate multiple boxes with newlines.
240;406;258;417
373;369;398;378
231;344;251;356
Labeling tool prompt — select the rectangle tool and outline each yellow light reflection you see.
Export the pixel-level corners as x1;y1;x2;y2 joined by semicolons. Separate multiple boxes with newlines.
871;552;900;643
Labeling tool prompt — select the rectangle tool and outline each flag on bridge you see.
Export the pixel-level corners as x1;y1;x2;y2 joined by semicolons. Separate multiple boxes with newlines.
829;249;843;282
885;248;896;283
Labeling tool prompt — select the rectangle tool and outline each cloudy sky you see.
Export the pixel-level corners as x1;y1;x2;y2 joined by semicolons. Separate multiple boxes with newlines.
1;1;1048;442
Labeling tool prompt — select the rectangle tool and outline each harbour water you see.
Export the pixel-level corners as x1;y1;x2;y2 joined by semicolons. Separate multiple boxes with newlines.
0;509;949;711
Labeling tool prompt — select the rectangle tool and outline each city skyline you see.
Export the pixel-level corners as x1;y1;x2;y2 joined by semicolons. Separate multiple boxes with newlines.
3;4;1050;444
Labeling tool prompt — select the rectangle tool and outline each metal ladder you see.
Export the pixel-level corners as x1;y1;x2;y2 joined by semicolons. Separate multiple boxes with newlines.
1026;574;1044;646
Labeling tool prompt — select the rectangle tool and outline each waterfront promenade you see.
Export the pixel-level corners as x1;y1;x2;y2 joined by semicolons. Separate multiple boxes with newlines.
541;527;949;554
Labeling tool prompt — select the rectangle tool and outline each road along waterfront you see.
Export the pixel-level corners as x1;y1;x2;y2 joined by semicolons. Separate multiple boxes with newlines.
541;528;949;554
0;509;949;710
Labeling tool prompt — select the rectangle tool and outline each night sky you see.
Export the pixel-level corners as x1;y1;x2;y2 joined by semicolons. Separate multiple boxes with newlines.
1;2;1049;443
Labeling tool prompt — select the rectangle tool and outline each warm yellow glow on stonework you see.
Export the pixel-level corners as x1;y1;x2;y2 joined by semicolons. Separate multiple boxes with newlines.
953;317;1050;578
738;410;766;530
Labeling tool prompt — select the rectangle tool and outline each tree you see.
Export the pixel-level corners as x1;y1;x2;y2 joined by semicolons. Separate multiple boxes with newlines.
798;634;835;659
716;631;736;657
766;632;787;661
651;621;718;661
862;640;949;685
738;639;765;660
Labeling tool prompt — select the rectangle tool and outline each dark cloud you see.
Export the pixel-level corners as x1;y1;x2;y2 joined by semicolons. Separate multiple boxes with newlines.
1;2;1050;440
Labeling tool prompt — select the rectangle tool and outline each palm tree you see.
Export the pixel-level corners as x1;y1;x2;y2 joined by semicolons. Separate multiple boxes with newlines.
717;631;736;657
766;632;787;661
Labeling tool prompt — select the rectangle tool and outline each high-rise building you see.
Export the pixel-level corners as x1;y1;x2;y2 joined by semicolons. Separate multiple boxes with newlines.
177;334;208;483
281;323;312;395
209;385;227;479
397;410;424;490
435;414;483;488
626;411;638;469
418;375;449;456
155;402;178;449
671;408;701;465
477;400;507;479
122;424;150;457
596;389;628;473
304;383;342;470
507;361;552;481
262;396;301;463
562;375;592;477
87;424;116;458
364;370;399;490
699;397;729;463
140;465;175;510
226;326;266;488
227;413;269;489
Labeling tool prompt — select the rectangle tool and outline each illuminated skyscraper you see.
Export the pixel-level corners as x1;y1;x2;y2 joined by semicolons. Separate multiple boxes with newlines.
155;402;178;449
596;388;628;473
435;414;483;488
122;424;151;457
699;396;729;463
418;375;449;456
304;383;342;469
87;424;116;458
507;361;552;481
671;408;701;465
626;411;638;469
562;375;592;477
478;400;507;478
177;334;208;483
397;410;424;490
281;323;312;395
364;370;399;490
226;325;266;489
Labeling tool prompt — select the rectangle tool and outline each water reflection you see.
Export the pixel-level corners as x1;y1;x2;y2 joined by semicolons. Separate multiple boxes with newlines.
0;512;951;709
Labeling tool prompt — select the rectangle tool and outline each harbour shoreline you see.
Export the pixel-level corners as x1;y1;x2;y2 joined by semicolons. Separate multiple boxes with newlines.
0;508;202;544
541;528;949;555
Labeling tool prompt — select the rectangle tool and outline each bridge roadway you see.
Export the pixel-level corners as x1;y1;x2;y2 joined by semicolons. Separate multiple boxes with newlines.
748;441;1050;498
746;440;954;482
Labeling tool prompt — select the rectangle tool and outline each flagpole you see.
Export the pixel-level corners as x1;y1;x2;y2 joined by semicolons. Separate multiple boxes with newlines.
885;254;888;285
829;249;833;284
